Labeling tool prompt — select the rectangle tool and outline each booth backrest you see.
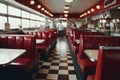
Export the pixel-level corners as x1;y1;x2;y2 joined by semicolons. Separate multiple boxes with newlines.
36;32;42;39
95;46;120;80
73;30;104;40
78;35;120;59
72;30;104;46
0;36;8;48
0;35;36;59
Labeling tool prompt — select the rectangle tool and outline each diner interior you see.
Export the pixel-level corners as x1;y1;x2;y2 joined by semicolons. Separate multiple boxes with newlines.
0;0;120;80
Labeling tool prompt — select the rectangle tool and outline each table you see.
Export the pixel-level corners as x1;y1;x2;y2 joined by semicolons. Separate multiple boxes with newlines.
0;48;26;66
36;39;45;44
84;49;98;62
75;39;80;44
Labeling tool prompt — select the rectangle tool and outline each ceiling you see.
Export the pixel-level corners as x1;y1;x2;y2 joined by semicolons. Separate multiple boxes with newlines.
14;0;101;18
38;0;100;13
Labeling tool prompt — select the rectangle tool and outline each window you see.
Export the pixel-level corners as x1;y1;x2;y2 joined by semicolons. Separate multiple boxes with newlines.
22;19;29;28
0;16;7;30
9;17;21;29
22;10;29;18
36;21;41;27
40;21;45;27
30;13;35;20
40;16;45;21
35;15;41;21
8;6;21;16
0;3;7;14
30;20;35;27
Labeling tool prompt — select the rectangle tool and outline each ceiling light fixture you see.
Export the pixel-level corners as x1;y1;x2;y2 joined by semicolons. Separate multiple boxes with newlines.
64;10;69;13
96;5;100;9
91;8;94;12
87;11;90;14
44;10;47;13
65;0;73;3
64;5;70;9
37;5;41;8
84;12;87;15
30;0;35;5
41;7;45;11
64;14;68;17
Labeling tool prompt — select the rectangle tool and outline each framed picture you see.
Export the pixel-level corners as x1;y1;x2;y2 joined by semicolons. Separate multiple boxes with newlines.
104;0;116;8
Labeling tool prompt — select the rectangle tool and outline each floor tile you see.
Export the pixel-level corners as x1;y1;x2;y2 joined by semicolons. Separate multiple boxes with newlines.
35;73;47;79
48;57;53;61
67;60;73;63
59;66;68;70
53;55;60;58
60;57;67;60
41;66;50;69
52;60;60;63
31;37;77;80
68;58;72;60
68;63;74;66
58;75;69;80
51;63;59;66
60;60;67;63
53;57;59;60
50;66;59;70
58;70;69;74
69;70;76;74
68;66;75;70
69;75;77;80
47;74;58;80
48;70;58;74
42;62;51;66
59;63;68;66
67;56;72;58
38;69;49;74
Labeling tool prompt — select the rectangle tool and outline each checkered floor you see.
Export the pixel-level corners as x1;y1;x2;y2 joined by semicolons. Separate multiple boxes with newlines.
31;37;77;80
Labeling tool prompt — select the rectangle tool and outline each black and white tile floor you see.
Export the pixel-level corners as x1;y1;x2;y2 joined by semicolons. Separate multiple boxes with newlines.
31;37;77;80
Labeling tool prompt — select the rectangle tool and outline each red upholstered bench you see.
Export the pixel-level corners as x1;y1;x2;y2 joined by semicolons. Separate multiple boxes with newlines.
24;30;49;60
24;29;57;60
87;46;120;80
77;35;120;80
0;35;37;73
71;29;104;53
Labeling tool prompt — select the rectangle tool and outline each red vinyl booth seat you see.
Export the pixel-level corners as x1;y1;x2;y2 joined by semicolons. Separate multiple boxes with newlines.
77;35;120;80
24;31;49;60
87;46;120;80
24;29;57;60
0;35;37;73
72;29;104;53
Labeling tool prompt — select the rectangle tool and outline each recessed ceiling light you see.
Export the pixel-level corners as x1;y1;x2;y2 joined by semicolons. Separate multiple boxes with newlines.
30;0;35;5
87;11;90;14
37;5;41;8
41;7;45;11
65;0;73;3
64;14;68;17
84;12;87;15
64;10;69;13
64;5;70;9
96;5;100;9
91;8;94;12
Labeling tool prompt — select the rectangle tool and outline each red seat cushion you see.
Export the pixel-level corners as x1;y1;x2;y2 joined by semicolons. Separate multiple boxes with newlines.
11;58;32;66
37;45;47;49
10;58;34;72
87;74;95;80
79;59;96;73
